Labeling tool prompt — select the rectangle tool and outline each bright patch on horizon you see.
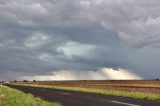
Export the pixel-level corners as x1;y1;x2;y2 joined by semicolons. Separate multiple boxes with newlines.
20;68;141;81
100;68;141;80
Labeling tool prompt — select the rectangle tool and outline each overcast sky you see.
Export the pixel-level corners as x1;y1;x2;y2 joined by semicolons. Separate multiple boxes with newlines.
0;0;160;81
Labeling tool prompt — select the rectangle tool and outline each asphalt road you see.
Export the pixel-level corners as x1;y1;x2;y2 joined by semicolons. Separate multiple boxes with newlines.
7;85;160;106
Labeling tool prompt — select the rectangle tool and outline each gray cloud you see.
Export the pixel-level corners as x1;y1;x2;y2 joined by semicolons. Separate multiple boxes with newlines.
0;0;160;80
87;0;160;48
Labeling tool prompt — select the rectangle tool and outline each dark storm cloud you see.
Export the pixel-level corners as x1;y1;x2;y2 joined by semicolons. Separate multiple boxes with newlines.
0;0;160;80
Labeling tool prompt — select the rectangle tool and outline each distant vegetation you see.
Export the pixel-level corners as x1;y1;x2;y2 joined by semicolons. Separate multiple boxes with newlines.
23;80;28;82
0;87;61;106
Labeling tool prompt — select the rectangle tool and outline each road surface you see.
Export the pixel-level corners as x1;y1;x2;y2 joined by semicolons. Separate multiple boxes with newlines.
6;85;160;106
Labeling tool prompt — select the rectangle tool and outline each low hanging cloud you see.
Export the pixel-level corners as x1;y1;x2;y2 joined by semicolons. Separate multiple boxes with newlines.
56;41;96;58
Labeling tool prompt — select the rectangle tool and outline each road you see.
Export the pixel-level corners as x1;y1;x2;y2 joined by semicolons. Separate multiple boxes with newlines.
6;85;160;106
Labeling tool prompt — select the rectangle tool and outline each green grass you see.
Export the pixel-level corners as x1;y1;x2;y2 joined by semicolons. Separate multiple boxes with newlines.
0;87;61;106
15;84;160;102
0;88;5;106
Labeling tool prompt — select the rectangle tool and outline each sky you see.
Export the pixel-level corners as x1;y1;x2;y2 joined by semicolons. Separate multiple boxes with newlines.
0;0;160;81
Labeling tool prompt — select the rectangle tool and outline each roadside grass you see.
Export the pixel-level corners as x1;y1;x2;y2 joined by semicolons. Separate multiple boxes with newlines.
52;86;160;102
0;88;6;106
0;87;61;106
14;84;160;102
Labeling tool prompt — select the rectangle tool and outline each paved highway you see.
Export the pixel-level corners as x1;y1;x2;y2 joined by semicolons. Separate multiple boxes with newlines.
7;85;160;106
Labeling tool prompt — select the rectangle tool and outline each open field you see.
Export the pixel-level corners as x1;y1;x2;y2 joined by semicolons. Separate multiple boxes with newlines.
12;80;160;102
0;86;61;106
15;80;160;94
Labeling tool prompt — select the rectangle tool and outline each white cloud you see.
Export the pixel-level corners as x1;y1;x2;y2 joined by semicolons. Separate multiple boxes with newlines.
57;41;96;58
38;53;54;61
24;32;49;48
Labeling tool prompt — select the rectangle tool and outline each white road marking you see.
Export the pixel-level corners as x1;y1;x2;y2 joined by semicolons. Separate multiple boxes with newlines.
61;92;71;95
111;101;141;106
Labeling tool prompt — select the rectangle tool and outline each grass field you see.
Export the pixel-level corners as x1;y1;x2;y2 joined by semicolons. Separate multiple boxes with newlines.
13;80;160;102
15;80;160;94
0;86;61;106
